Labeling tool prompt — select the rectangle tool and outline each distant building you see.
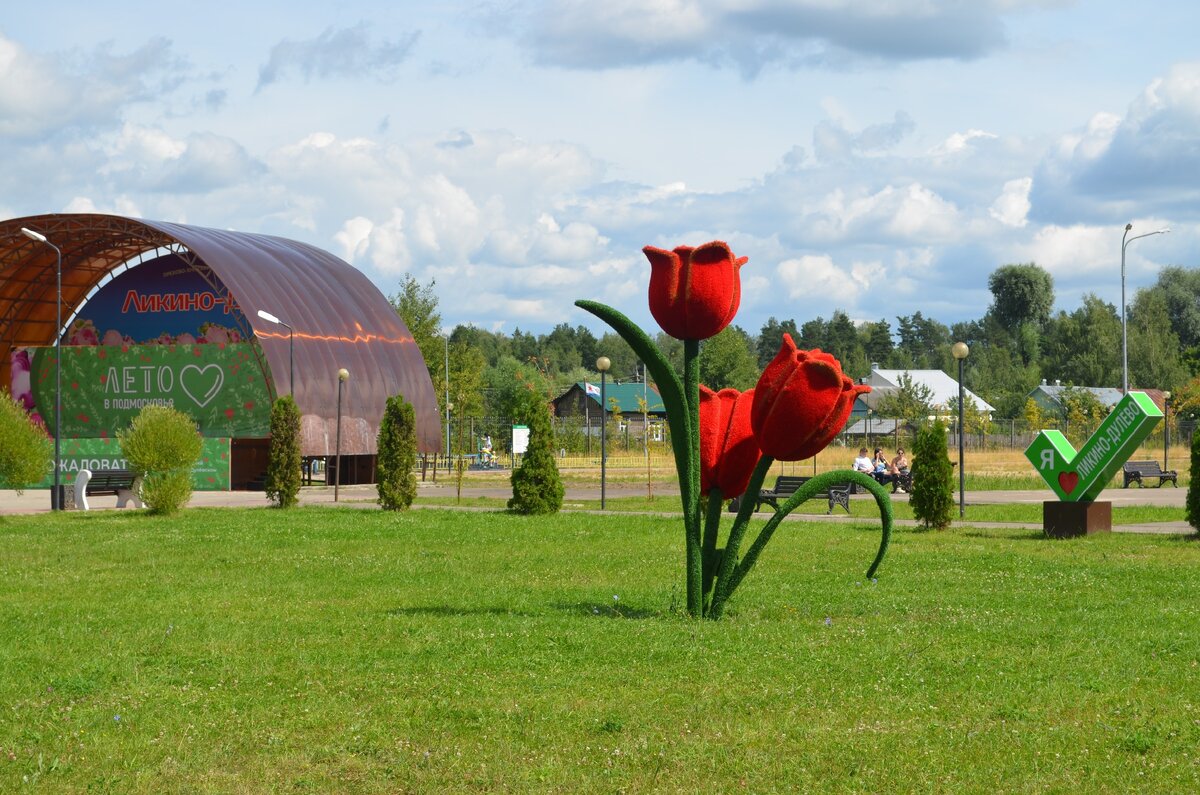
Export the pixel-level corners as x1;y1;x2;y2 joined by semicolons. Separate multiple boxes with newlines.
552;381;667;435
553;381;665;418
1027;382;1168;416
864;367;995;414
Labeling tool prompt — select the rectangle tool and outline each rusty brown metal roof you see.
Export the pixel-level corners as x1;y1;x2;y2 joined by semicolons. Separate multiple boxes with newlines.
0;213;440;455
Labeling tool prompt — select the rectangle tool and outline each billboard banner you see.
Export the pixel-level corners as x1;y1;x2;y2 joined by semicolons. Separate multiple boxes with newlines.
22;436;232;491
61;253;248;347
27;343;271;439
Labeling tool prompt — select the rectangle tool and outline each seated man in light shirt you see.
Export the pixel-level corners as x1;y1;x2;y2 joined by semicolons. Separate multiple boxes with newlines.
852;447;874;474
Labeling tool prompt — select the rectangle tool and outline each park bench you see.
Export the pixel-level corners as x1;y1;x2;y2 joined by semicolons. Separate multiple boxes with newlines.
728;474;856;515
1122;460;1177;489
69;468;143;511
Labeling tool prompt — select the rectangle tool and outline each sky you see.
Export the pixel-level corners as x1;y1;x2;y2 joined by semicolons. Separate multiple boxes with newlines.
3;1;1199;338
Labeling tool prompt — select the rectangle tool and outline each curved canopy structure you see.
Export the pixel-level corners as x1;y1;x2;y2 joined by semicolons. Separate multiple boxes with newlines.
0;213;439;455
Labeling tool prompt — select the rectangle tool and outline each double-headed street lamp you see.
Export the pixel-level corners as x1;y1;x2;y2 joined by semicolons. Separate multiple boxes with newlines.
256;309;294;395
21;227;62;510
1121;223;1170;393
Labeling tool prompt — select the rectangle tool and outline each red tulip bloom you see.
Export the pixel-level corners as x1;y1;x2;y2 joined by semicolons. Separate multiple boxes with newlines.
699;385;760;498
644;241;747;340
751;334;870;462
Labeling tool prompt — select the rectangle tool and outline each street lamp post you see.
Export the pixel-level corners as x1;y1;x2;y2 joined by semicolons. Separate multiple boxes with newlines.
596;356;611;510
21;228;62;510
952;342;970;518
334;368;349;502
444;334;450;472
1164;391;1172;470
256;309;294;395
1121;223;1170;393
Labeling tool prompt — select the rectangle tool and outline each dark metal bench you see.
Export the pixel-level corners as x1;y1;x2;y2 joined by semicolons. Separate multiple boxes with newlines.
728;474;855;515
1122;460;1177;488
71;468;143;510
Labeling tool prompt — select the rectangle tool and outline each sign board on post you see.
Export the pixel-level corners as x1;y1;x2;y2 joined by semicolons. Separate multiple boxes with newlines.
1024;392;1162;503
512;425;530;455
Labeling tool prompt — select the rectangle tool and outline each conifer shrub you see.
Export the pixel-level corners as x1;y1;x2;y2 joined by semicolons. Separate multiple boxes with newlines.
508;394;564;514
0;389;51;493
910;420;954;530
377;394;418;510
265;395;302;508
117;405;202;515
1186;427;1200;534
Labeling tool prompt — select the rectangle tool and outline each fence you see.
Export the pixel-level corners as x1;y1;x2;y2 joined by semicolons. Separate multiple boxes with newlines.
421;414;1197;474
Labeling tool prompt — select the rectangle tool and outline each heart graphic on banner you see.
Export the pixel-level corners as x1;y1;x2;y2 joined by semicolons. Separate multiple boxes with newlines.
181;364;224;408
1057;471;1079;495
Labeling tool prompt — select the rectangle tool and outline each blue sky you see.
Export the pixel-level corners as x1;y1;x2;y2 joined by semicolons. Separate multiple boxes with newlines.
3;1;1199;337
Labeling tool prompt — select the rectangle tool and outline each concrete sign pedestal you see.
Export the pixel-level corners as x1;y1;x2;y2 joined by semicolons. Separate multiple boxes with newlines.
1043;500;1112;538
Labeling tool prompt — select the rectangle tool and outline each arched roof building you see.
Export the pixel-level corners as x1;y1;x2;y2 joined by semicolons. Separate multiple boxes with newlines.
0;213;440;456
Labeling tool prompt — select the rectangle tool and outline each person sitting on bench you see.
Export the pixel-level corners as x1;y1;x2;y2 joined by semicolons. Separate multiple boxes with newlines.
890;448;910;492
872;447;900;491
853;447;873;474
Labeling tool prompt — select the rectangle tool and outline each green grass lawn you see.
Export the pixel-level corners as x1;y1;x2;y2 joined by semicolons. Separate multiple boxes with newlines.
417;493;1186;525
2;507;1199;792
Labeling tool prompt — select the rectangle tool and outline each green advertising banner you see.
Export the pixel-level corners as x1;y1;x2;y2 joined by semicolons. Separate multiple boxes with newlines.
29;343;271;439
1024;392;1162;502
23;437;232;491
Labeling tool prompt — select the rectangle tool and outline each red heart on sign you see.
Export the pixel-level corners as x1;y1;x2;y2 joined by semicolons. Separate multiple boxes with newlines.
1058;471;1079;495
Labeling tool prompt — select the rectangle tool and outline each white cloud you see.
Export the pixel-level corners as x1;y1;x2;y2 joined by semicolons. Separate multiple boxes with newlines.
779;255;858;301
257;22;420;88
516;0;1040;75
0;33;183;140
933;129;998;155
989;177;1032;227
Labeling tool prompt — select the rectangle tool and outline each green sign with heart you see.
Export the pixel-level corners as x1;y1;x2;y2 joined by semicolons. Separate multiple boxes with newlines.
1024;392;1162;502
29;343;271;439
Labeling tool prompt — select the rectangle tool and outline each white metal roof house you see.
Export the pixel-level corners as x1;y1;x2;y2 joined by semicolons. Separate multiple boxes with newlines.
864;367;996;414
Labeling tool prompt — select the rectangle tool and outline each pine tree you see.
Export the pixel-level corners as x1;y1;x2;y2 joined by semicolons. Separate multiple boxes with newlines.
265;395;301;508
508;394;564;514
910;420;955;529
1186;425;1200;534
377;394;418;510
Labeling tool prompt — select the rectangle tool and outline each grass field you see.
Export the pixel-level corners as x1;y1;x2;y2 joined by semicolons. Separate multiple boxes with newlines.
2;506;1199;792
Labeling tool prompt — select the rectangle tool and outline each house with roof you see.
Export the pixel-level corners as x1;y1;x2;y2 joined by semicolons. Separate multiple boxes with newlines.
864;367;996;415
839;366;994;441
552;381;667;436
1026;381;1168;418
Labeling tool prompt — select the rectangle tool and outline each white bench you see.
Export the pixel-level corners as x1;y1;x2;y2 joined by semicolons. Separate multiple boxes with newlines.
71;469;143;511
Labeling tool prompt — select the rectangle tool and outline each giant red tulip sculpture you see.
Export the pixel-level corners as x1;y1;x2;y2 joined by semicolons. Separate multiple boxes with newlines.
578;241;893;619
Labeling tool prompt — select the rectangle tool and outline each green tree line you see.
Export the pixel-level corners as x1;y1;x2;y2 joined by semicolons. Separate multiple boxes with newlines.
391;263;1200;434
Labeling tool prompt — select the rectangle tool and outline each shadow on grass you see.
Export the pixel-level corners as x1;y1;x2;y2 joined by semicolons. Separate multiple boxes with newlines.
553;601;664;620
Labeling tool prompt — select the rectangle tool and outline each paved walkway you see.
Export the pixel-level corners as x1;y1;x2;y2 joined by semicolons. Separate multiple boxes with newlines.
1;480;1191;535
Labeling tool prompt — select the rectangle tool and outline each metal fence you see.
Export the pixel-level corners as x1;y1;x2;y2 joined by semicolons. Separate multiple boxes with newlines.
422;414;1197;474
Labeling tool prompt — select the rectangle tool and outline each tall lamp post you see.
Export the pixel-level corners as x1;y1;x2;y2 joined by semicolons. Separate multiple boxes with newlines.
1163;391;1172;470
596;356;611;510
1121;223;1170;393
21;228;62;510
443;333;450;471
952;342;970;518
256;309;294;395
334;368;349;502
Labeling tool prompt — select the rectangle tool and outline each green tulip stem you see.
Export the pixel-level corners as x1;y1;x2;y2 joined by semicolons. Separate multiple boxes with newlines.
706;455;774;618
724;470;893;605
683;338;702;615
701;487;724;600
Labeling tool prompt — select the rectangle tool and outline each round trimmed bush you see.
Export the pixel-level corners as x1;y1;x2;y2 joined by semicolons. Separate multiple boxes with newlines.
117;405;203;515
